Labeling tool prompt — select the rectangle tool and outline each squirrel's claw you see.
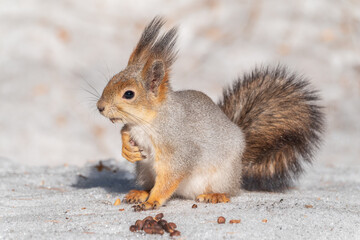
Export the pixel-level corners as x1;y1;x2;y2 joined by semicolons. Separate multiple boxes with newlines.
122;147;144;163
132;201;160;212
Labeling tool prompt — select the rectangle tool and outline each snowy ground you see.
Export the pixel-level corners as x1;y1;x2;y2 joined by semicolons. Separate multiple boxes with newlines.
0;0;360;239
1;158;359;239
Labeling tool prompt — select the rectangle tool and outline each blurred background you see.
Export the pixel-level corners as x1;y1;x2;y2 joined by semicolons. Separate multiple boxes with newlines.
0;0;359;166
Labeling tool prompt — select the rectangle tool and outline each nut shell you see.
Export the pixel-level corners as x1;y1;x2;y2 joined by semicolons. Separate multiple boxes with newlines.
155;213;164;221
168;222;177;229
170;230;181;237
135;220;144;230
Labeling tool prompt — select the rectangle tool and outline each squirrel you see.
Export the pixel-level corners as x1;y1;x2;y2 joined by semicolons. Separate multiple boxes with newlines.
96;17;324;211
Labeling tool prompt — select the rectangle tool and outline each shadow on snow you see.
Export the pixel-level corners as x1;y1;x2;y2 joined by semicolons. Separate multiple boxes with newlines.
71;159;137;193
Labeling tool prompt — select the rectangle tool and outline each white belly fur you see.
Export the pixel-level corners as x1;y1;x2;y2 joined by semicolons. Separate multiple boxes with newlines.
175;157;239;199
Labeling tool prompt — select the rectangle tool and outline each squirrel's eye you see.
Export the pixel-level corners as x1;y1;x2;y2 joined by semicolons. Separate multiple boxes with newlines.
123;90;135;100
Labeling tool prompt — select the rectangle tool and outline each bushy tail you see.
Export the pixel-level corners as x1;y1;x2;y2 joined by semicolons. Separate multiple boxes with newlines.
218;66;324;191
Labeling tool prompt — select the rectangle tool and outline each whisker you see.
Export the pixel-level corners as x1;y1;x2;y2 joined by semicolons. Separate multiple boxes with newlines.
123;113;154;136
81;86;100;99
96;68;110;84
80;76;101;98
116;108;158;137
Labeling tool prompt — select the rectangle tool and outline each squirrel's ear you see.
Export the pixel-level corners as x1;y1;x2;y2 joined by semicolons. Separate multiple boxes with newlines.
143;59;166;95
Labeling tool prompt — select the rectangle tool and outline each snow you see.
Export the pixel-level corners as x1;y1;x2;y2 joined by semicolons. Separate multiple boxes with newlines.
0;158;359;239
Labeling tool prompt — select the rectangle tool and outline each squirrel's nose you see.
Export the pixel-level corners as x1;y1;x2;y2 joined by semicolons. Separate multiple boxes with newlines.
97;101;106;113
98;106;105;112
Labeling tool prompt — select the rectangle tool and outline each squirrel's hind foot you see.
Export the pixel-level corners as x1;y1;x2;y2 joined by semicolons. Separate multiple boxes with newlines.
195;193;230;203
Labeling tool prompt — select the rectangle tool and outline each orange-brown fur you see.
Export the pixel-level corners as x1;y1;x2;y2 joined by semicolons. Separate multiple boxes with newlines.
124;190;149;204
121;130;143;163
134;145;184;210
146;143;181;205
196;193;230;203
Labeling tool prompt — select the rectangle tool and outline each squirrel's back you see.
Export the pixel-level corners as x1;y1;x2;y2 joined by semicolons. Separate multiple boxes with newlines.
218;66;324;191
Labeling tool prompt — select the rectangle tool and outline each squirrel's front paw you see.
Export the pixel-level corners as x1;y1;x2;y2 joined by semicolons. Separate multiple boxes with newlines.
124;190;149;204
122;144;144;163
132;201;160;212
121;132;145;163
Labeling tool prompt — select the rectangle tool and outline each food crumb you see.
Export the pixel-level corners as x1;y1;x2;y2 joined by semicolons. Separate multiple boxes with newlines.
262;219;268;223
305;204;313;208
114;198;121;206
217;216;226;224
229;219;241;224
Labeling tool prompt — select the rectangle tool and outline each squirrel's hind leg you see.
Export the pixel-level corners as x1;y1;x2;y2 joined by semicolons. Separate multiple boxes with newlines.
195;193;230;203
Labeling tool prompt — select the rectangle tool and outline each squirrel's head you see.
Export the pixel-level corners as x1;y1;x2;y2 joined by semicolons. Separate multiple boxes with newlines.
97;17;177;125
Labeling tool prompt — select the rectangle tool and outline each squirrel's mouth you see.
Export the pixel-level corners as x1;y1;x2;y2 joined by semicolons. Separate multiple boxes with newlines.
110;118;123;124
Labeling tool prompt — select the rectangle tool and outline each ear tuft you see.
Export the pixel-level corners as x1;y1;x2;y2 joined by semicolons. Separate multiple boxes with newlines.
128;16;178;70
128;17;165;64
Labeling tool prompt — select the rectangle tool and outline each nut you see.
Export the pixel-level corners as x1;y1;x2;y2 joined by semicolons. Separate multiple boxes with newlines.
135;220;144;230
192;204;198;208
143;220;153;229
156;229;165;235
217;216;226;224
129;225;137;232
163;223;175;233
168;222;177;229
144;227;164;235
155;213;164;221
143;228;154;234
229;219;241;224
152;224;163;231
170;230;181;237
143;216;154;222
158;219;167;227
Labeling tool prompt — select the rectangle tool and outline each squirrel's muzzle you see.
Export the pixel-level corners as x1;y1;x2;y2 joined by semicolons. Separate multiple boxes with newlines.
97;100;106;113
